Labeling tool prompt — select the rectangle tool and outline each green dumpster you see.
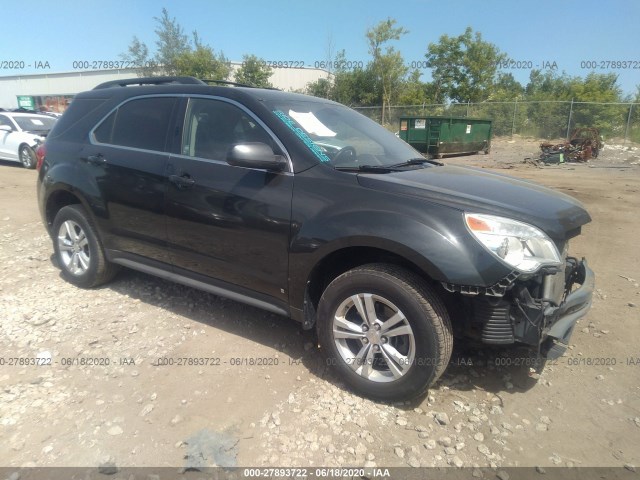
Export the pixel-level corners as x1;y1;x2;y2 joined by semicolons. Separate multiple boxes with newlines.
399;116;492;158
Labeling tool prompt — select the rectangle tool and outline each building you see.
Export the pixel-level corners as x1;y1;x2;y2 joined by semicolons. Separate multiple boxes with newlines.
0;64;330;112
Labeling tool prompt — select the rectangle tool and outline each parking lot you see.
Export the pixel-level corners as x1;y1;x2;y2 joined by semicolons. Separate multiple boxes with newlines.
1;137;639;471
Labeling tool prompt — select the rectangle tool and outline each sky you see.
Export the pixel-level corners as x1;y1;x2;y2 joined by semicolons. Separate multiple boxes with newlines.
2;0;639;96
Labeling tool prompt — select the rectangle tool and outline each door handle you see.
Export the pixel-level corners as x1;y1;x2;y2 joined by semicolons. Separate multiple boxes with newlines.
169;174;196;188
86;154;106;166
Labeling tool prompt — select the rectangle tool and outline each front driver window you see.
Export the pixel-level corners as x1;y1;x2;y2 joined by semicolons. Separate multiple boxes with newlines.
182;98;274;161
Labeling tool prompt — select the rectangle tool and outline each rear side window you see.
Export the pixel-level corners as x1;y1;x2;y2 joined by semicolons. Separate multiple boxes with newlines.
94;97;176;152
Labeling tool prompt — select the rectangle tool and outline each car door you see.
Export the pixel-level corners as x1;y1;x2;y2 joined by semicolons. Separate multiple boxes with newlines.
0;114;18;161
85;96;179;264
165;97;293;304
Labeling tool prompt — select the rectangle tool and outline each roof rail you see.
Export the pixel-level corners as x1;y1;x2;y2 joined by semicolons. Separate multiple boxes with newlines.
93;76;207;90
201;79;253;88
201;79;280;90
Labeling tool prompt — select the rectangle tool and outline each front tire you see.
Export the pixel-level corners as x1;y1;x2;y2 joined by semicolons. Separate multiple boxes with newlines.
317;264;453;401
19;145;36;169
52;205;119;288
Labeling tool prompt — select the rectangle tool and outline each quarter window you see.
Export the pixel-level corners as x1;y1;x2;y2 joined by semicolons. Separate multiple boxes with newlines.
182;98;275;160
94;97;176;152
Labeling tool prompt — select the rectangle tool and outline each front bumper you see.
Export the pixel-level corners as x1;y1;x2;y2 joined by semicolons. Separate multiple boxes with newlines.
541;258;594;358
469;257;594;360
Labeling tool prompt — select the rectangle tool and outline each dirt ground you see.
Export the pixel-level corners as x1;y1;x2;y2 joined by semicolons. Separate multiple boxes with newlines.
0;137;639;473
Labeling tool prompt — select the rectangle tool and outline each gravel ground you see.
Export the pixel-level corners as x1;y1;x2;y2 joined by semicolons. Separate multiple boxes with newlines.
0;137;639;472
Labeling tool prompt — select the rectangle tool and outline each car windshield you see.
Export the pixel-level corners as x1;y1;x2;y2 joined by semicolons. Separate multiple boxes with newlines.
13;115;57;132
267;99;421;169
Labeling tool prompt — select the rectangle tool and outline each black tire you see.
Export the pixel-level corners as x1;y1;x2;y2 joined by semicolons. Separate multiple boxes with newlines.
317;264;453;401
52;205;119;288
19;144;36;169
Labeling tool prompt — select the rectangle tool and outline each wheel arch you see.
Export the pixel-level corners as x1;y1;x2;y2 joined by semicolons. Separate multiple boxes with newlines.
300;242;446;326
19;141;39;150
44;187;91;235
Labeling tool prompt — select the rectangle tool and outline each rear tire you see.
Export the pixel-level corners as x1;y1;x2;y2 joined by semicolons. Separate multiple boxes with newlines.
52;205;119;288
317;264;453;401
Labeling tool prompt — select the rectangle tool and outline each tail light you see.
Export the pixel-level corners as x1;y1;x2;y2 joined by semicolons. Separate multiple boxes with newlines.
36;144;46;171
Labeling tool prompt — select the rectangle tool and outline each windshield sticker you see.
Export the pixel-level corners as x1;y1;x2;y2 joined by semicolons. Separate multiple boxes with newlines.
30;119;44;126
288;110;337;137
273;110;331;163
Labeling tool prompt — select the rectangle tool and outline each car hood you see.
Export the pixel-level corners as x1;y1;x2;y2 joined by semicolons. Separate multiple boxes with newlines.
357;164;591;240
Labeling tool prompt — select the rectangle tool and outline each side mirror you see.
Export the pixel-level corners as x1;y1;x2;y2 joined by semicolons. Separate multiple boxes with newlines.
0;125;12;132
226;143;287;172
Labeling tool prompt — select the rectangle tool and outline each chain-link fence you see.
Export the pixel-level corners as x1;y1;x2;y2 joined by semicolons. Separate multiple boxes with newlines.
354;101;640;143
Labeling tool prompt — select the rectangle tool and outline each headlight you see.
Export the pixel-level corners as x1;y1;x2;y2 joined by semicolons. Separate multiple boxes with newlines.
464;213;562;273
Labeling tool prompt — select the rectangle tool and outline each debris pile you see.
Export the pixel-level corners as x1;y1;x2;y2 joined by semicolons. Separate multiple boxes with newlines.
539;128;603;164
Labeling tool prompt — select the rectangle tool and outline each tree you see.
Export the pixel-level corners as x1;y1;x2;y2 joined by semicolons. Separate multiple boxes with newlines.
522;70;574;138
525;69;573;100
335;65;379;107
523;70;624;138
305;50;379;106
567;72;623;136
425;27;506;103
306;77;332;99
568;72;621;102
397;69;434;106
490;72;524;101
121;36;154;76
122;9;230;79
173;32;231;80
366;18;409;124
472;73;526;136
153;8;190;75
174;42;231;80
234;54;273;88
305;66;378;107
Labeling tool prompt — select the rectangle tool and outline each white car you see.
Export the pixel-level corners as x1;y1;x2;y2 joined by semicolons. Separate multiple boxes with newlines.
0;112;57;169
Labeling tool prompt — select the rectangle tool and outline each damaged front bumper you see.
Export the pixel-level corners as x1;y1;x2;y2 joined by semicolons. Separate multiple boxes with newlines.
449;257;595;361
539;258;594;358
509;257;595;359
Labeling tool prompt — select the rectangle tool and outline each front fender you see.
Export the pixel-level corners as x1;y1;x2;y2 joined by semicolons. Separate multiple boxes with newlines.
288;170;513;310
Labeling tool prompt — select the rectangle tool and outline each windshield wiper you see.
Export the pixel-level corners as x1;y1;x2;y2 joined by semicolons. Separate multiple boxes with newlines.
334;164;403;173
389;157;444;168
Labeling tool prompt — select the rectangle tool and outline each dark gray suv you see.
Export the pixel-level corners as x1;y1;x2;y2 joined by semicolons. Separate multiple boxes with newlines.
36;77;594;400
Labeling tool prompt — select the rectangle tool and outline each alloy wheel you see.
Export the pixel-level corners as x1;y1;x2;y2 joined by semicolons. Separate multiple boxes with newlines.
332;293;416;383
57;220;91;275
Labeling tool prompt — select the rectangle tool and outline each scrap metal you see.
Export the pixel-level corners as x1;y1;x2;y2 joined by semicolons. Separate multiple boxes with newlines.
539;128;604;163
